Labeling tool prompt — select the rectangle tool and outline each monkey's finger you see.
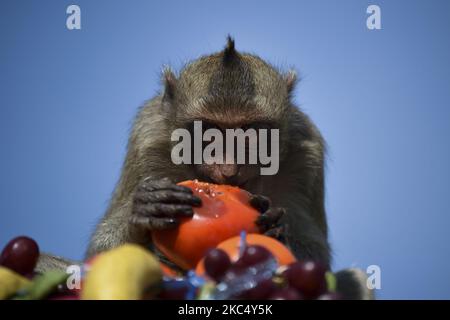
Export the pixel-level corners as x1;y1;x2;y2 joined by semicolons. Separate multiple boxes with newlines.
264;225;286;243
255;207;285;229
134;190;202;206
249;194;271;213
134;203;194;218
129;215;179;230
139;178;193;194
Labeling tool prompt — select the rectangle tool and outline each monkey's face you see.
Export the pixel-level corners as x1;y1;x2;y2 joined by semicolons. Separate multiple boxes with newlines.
195;162;259;188
181;119;279;188
164;38;294;187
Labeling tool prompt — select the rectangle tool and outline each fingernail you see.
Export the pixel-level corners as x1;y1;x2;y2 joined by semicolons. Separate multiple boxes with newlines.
179;186;193;193
255;218;265;226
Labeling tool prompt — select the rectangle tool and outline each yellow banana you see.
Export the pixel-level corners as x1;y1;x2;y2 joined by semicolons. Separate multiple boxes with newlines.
82;244;163;300
0;267;31;300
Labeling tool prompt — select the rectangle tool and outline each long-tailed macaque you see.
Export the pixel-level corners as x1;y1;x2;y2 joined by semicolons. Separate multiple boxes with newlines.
37;37;372;299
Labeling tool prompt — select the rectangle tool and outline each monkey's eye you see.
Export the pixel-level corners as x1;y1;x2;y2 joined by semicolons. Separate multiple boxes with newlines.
242;121;274;131
201;121;221;132
185;120;221;134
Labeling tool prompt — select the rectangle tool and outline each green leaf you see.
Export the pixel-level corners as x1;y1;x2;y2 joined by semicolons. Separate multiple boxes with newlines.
196;282;216;300
14;270;69;300
325;271;337;293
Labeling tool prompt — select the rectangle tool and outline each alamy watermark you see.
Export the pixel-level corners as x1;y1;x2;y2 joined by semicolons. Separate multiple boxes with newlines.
66;4;381;31
66;5;81;30
170;121;280;175
366;264;381;290
367;5;382;30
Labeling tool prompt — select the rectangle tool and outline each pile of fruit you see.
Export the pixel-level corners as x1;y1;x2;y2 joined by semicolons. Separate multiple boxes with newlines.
161;238;340;300
0;180;342;300
0;236;76;300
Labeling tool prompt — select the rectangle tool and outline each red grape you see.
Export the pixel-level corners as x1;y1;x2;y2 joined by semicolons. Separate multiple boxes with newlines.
269;287;303;300
158;286;189;300
222;264;246;283
284;261;327;299
47;284;80;300
237;245;274;267
158;279;190;300
47;293;80;300
204;248;231;281
243;278;277;300
317;292;342;300
0;236;40;276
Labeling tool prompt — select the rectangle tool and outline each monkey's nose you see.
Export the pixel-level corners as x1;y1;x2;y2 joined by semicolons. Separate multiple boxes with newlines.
208;164;240;185
219;164;239;179
220;164;245;186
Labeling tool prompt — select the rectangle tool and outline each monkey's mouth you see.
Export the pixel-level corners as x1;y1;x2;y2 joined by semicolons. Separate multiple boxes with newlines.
195;173;249;189
233;179;249;189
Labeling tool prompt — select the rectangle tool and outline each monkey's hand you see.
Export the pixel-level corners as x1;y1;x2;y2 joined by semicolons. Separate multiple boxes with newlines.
130;177;202;230
249;194;286;242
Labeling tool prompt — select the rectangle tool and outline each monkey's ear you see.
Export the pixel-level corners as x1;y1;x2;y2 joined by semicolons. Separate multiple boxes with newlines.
223;35;238;65
162;67;177;101
284;69;298;94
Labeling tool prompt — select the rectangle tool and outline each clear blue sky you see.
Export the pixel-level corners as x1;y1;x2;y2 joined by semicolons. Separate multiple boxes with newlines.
1;1;449;299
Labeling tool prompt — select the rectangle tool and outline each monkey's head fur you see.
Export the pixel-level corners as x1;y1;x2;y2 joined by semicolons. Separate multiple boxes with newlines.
151;36;301;187
163;36;297;124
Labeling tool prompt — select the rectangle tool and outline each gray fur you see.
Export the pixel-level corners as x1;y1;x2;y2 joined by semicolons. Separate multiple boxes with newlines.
35;252;79;274
335;268;375;300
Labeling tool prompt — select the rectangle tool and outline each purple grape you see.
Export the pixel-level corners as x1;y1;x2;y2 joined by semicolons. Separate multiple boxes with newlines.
222;264;246;283
237;245;274;267
243;278;277;300
0;236;40;276
158;279;190;300
46;293;80;300
158;286;189;300
283;261;327;299
204;248;231;281
269;287;303;300
46;284;81;300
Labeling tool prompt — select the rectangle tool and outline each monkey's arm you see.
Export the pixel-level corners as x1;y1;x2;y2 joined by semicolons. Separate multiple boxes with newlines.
86;201;150;258
86;177;200;259
35;198;144;272
283;204;331;267
282;204;374;299
335;268;375;300
35;253;79;274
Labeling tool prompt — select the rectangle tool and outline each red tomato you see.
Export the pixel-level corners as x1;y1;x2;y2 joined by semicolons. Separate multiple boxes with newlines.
152;180;260;270
159;262;179;277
